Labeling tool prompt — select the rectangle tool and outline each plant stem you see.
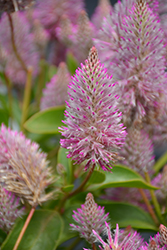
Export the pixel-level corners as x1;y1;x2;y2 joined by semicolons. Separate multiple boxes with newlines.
35;60;47;109
58;164;96;214
4;73;13;127
13;207;35;250
7;13;28;73
145;171;164;224
92;243;97;250
20;67;33;132
138;188;159;226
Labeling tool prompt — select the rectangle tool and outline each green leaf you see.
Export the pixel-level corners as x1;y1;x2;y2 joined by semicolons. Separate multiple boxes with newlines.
86;165;158;191
59;205;79;245
24;106;65;134
48;65;57;80
66;52;78;75
99;201;157;231
1;210;63;250
0;229;7;245
0;109;8;126
154;151;167;173
62;184;74;192
57;148;72;184
81;170;106;185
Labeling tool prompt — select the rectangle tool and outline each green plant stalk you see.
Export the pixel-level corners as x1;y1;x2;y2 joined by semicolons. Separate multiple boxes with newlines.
20;68;33;132
138;188;159;226
7;13;27;72
145;171;164;224
4;73;13;127
58;164;96;214
153;151;167;173
35;60;47;109
13;207;35;250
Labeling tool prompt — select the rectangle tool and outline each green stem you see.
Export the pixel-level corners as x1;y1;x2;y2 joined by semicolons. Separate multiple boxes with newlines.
7;13;28;72
145;171;164;224
138;188;159;226
58;164;96;214
35;60;47;109
4;73;13;127
20;68;33;132
13;207;35;250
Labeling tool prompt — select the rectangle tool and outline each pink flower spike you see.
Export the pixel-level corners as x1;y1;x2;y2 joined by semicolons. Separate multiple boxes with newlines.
59;46;126;172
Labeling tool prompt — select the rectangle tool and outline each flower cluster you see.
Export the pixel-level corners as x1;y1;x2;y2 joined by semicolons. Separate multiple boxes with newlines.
0;124;54;207
0;186;25;233
59;46;127;171
70;193;109;244
40;62;70;110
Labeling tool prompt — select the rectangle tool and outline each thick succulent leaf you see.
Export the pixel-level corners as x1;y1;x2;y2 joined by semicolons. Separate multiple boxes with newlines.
99;201;157;231
1;210;63;250
86;165;158;190
24;106;65;134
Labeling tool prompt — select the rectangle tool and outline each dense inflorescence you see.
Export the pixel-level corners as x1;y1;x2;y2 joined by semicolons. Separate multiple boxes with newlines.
59;46;127;171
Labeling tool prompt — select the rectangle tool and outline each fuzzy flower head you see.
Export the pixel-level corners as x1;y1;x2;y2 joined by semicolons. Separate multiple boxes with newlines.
95;0;167;127
91;0;113;30
140;224;167;249
120;126;155;176
59;47;127;171
0;186;25;233
0;124;54;207
70;193;109;244
40;62;70;110
34;0;84;35
92;222;143;250
56;10;94;63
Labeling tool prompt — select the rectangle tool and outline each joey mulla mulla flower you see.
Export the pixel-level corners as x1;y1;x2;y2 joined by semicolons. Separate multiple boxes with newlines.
59;46;127;172
0;124;54;208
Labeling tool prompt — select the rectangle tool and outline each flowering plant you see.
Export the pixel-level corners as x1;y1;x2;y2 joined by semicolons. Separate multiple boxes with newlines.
0;0;167;250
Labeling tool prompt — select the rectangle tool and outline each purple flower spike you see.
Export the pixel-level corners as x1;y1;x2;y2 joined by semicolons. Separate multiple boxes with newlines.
0;124;54;207
95;0;167;127
59;46;127;171
40;62;70;110
70;193;109;244
93;223;143;250
0;186;25;233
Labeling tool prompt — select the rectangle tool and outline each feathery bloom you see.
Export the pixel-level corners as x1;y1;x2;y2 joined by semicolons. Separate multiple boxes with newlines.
70;193;109;244
94;0;167;127
91;0;113;30
56;10;94;63
0;124;54;207
31;19;49;58
140;224;167;249
0;186;25;233
120;127;155;176
59;47;127;171
34;0;84;35
40;62;70;110
0;0;34;14
92;222;143;250
0;12;39;85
